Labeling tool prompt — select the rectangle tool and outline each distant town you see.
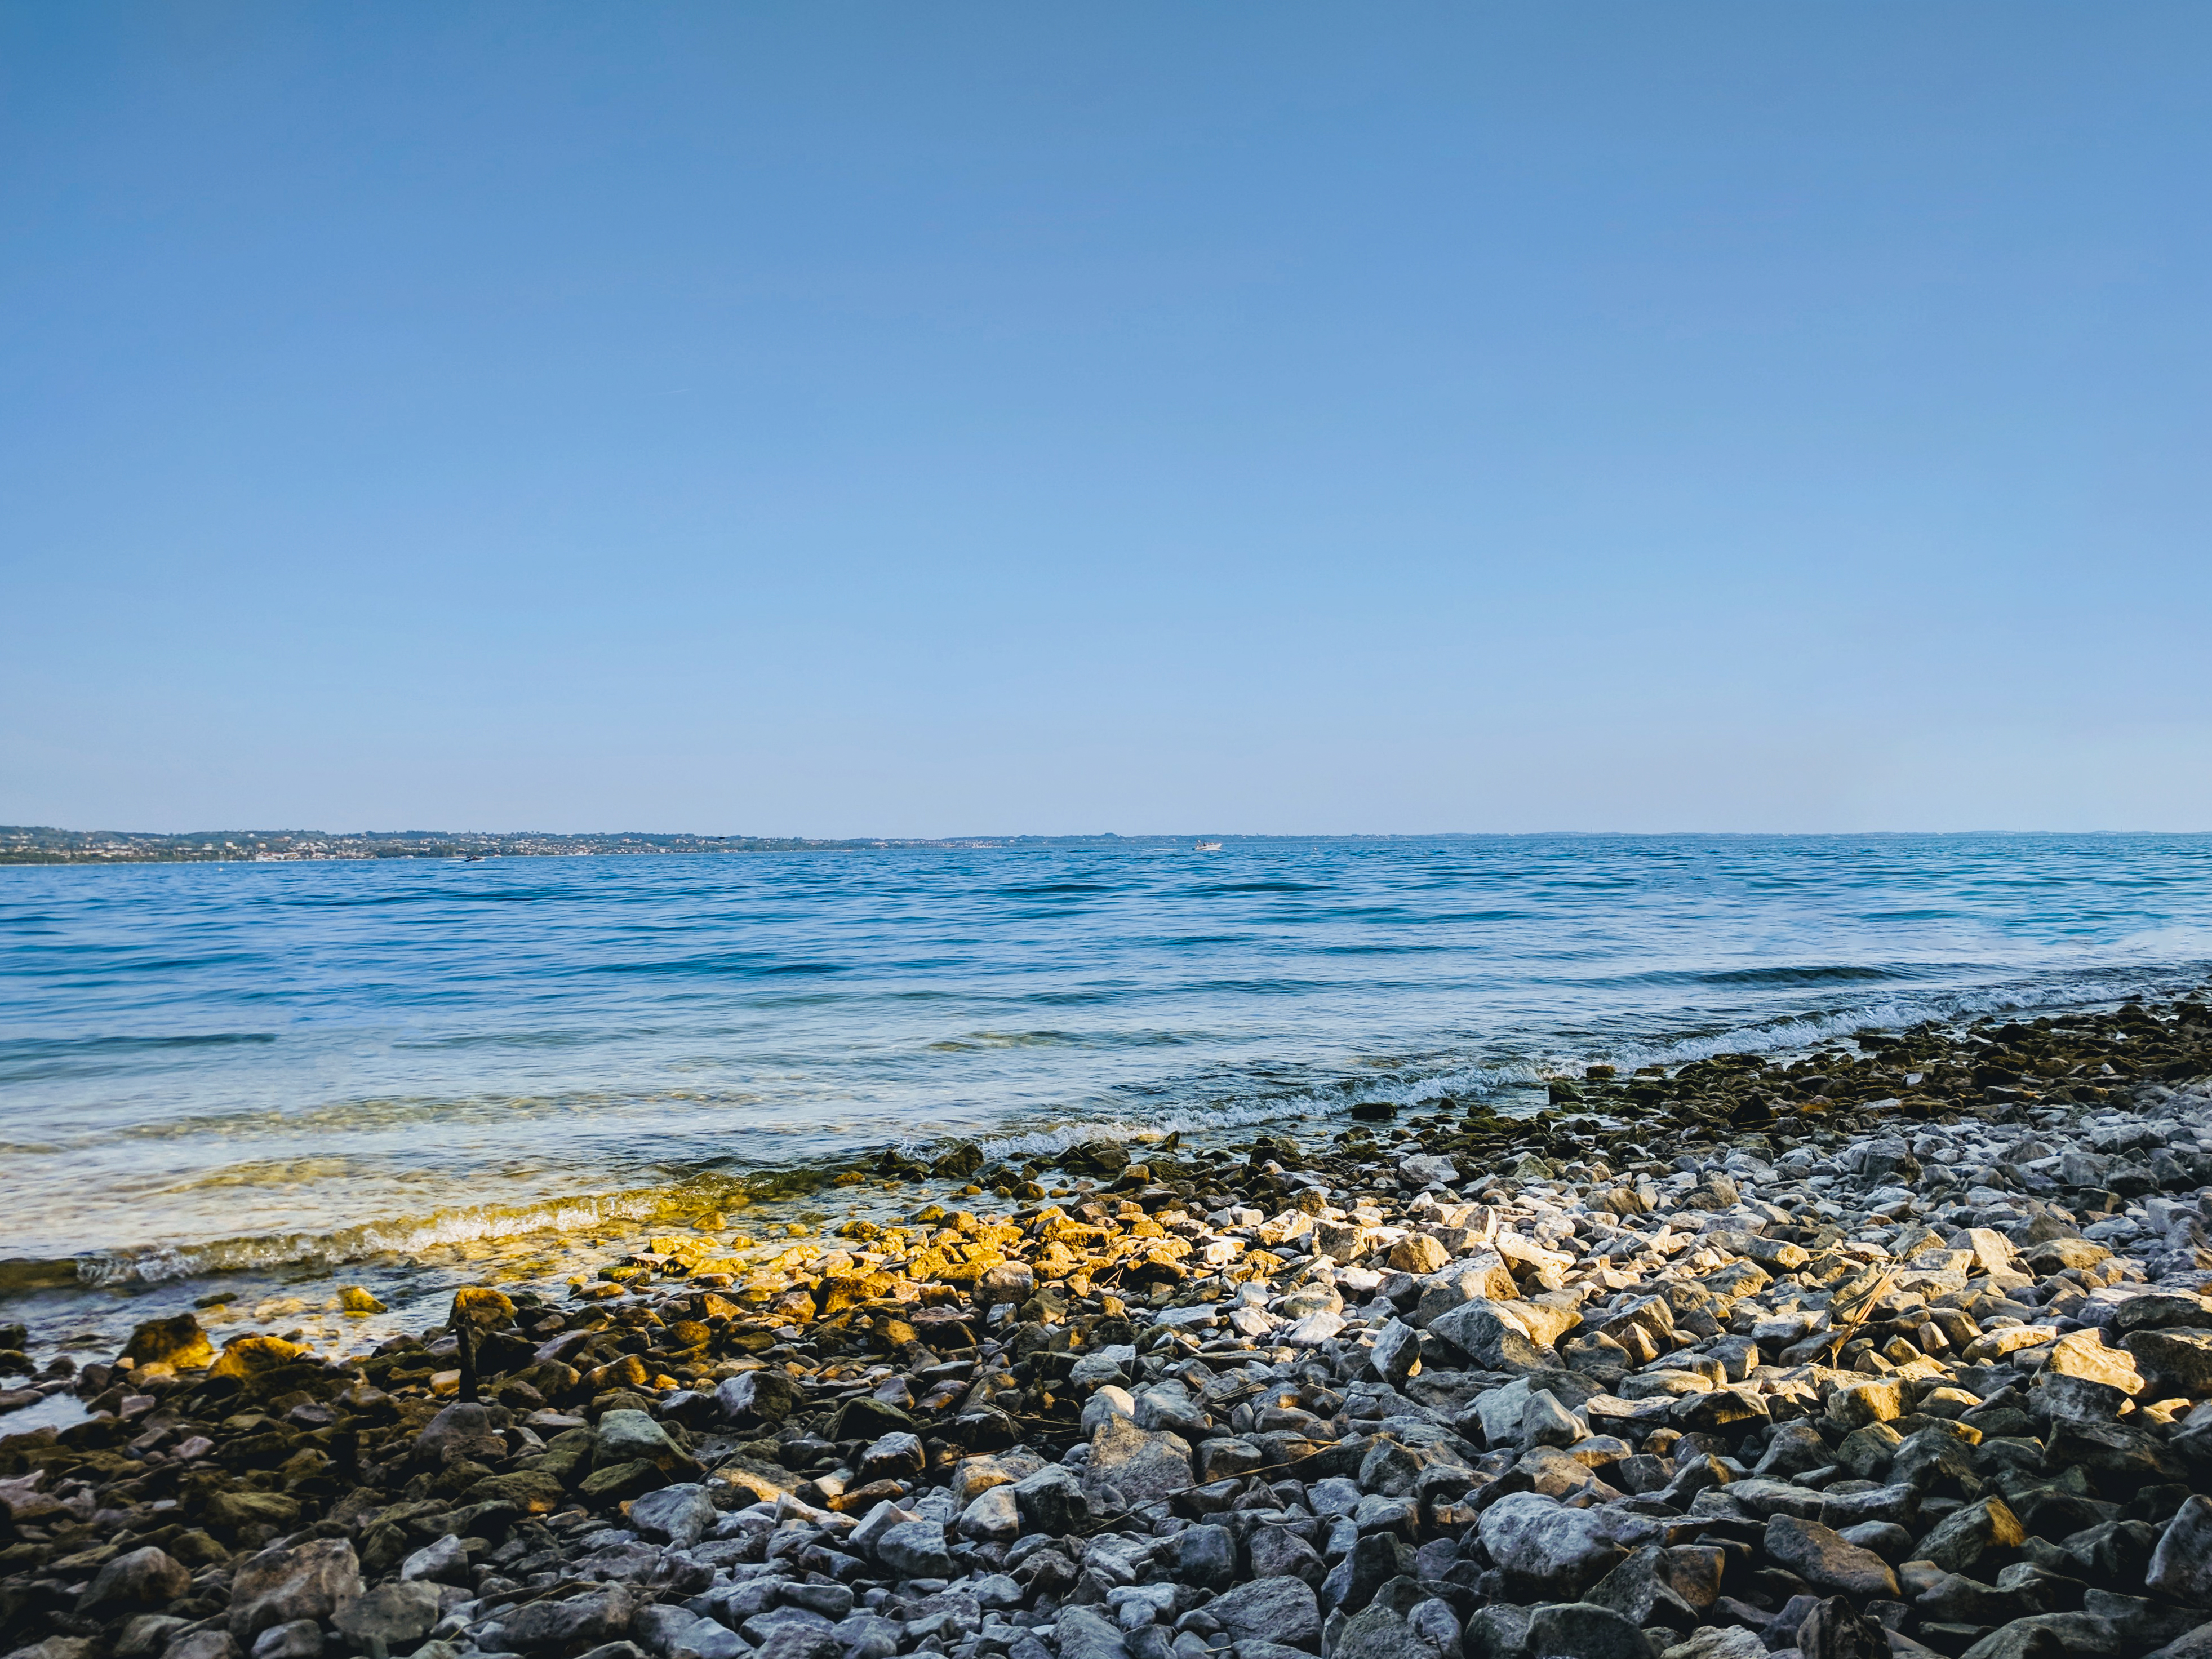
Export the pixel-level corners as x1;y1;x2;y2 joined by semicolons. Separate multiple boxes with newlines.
0;826;1026;864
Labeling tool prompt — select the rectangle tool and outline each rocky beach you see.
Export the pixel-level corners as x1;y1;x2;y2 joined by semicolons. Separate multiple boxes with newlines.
12;990;2212;1659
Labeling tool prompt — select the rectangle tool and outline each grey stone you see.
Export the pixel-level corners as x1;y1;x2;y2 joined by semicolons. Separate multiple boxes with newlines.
1056;1605;1131;1659
1477;1492;1626;1599
857;1430;926;1483
1796;1596;1889;1659
874;1518;952;1580
753;1625;841;1659
780;1582;854;1621
959;1482;1021;1541
1408;1598;1463;1657
1836;1521;1916;1563
1084;1385;1139;1434
630;1482;718;1549
399;1534;469;1583
1755;1420;1833;1479
1209;1577;1322;1650
2148;1494;2212;1605
1135;1383;1210;1437
1522;1602;1653;1659
1332;1604;1413;1659
1014;1464;1090;1534
974;1573;1025;1609
245;1623;319;1659
1522;1390;1585;1449
847;1498;918;1559
2146;1621;2212;1659
1584;1546;1699;1632
1070;1348;1131;1389
1197;1436;1265;1482
226;1538;365;1643
1468;1378;1535;1447
573;1540;667;1582
1464;1604;1534;1659
77;1547;192;1612
1083;1414;1193;1509
160;1636;239;1659
1160;1522;1237;1590
631;1605;699;1657
1762;1515;1900;1599
2122;1325;2212;1396
1250;1524;1327;1587
119;1617;189;1659
833;1615;903;1659
1372;1321;1422;1388
1414;1264;1517;1329
500;1585;637;1652
595;1408;685;1467
331;1581;443;1652
414;1400;501;1463
1428;1303;1554;1373
737;1607;833;1649
716;1368;804;1423
669;1619;747;1659
1917;1496;2026;1576
1657;1631;1765;1659
1320;1532;1414;1618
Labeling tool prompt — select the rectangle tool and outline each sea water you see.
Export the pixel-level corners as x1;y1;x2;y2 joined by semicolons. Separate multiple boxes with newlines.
4;833;2210;1354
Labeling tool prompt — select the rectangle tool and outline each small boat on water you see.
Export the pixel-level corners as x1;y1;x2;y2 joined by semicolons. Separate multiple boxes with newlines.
1194;840;1222;851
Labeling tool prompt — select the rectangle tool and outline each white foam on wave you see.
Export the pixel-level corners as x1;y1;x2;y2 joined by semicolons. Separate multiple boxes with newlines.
72;1186;687;1287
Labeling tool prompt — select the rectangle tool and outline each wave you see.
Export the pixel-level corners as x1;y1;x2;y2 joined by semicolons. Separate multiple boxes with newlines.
591;955;845;978
63;1182;728;1289
926;1030;1081;1052
1686;964;1916;987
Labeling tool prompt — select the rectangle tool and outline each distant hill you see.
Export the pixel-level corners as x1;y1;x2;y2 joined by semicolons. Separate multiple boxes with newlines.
0;826;1012;863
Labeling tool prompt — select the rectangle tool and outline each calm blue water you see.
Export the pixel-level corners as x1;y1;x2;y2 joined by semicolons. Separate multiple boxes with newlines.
5;835;2212;1298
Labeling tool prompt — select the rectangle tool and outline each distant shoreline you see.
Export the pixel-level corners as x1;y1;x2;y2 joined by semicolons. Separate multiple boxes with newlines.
0;827;1152;864
5;826;2202;865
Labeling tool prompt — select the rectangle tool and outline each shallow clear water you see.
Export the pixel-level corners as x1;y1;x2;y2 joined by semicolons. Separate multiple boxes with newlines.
3;833;2211;1337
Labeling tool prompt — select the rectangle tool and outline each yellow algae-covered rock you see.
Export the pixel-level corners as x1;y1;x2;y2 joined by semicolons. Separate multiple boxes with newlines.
1033;1242;1087;1280
816;1271;903;1315
1038;1216;1110;1249
120;1313;215;1371
337;1287;387;1314
584;1353;654;1392
211;1334;309;1378
909;1240;1007;1287
449;1286;516;1330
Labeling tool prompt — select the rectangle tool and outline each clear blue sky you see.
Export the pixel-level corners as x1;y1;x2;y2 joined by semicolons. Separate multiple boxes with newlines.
4;5;2207;835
